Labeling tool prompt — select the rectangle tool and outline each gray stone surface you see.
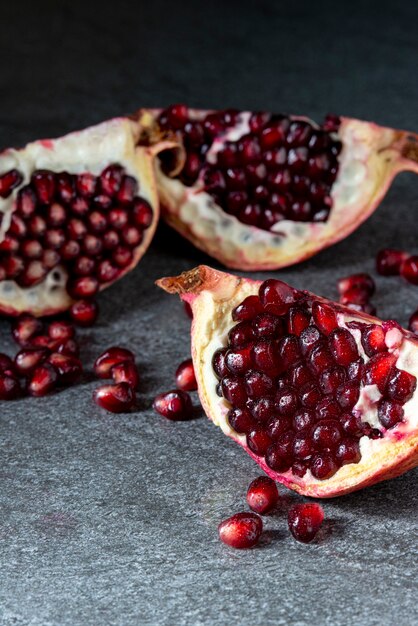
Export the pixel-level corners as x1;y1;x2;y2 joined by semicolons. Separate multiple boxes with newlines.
0;1;417;624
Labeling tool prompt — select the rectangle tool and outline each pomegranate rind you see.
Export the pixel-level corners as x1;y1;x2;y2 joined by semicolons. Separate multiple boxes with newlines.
157;266;418;498
0;111;180;316
148;109;415;271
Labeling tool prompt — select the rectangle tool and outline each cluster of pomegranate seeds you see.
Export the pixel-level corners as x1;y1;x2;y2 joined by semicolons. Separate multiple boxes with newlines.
287;503;324;543
212;279;416;480
218;511;263;549
0;313;83;399
337;273;376;315
246;476;279;514
93;347;139;413
153;357;197;420
0;164;153;296
158;105;342;231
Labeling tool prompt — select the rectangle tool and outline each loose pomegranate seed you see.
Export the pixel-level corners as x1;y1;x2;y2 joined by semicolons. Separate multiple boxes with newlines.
339;287;371;306
378;399;404;428
218;511;263;549
246;476;279;514
376;248;409;276
111;361;140;389
153;389;192;420
69;300;99;327
48;320;75;342
56;338;80;357
48;353;82;384
400;256;418;285
94;347;135;378
0;373;20;399
28;363;58;397
337;273;375;297
288;503;324;543
175;358;197;391
93;382;136;413
14;348;49;375
12;314;43;346
0;353;15;373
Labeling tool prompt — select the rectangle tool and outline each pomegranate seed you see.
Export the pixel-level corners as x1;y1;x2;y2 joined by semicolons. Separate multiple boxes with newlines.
87;211;107;234
175;358;197;391
337;273;375;297
31;170;55;204
221;376;247;406
17;187;37;218
0;234;19;253
44;228;66;250
132;198;153;228
14;348;49;375
93;382;136;413
336;380;360;409
319;366;345;395
0;353;15;373
265;440;292;472
94;194;112;210
293;410;316;431
0;169;23;197
121;225;142;247
48;353;82;384
259;279;300;315
164;104;189;129
287;306;310;336
232;295;263;321
376;248;409;276
28;363;58;396
312;419;342;449
225;347;253;375
378;399;404;428
227;407;256;434
60;240;81;261
56;339;80;357
212;348;228;378
288;503;324;543
100;165;124;196
253;313;283;339
218;512;263;549
386;369;416;403
278;336;302;369
0;373;20;399
111;361;140;389
299;325;322;355
76;172;97;198
9;214;27;238
339;287;371;306
251;340;282;375
69;300;98;327
361;324;386;356
328;328;359;366
71;196;89;216
46;202;66;227
153;389;192;420
48;320;75;342
340;413;364;437
117;176;138;204
56;172;75;203
68;276;99;299
97;259;119;283
336;438;361;465
112;246;133;268
73;256;95;276
246;476;279;514
363;352;397;392
293;433;314;460
102;230;120;250
312;301;338;335
42;249;60;269
12;314;43;346
245;370;273;398
94;347;135;379
228;321;255;348
400;256;418;285
310;453;339;480
108;208;129;230
247;428;273;456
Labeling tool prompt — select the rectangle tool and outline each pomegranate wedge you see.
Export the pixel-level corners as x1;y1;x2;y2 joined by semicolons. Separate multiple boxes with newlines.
157;266;418;497
0;111;180;316
141;106;418;270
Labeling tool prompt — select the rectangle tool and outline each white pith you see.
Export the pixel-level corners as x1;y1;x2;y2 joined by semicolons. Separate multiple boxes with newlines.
156;113;400;270
0;117;157;316
188;271;418;497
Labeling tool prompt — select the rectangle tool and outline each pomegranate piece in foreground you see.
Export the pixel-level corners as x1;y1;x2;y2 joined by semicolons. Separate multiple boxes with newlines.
0;111;178;316
144;105;418;270
218;512;263;549
157;266;418;498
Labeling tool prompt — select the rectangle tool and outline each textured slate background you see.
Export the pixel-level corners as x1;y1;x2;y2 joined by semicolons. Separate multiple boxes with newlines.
0;1;417;625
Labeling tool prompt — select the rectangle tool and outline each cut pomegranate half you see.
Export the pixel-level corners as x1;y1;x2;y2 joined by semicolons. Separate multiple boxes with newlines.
140;106;418;270
157;266;418;497
0;111;181;316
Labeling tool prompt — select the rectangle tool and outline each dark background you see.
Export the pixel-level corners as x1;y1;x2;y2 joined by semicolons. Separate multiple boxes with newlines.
0;1;417;625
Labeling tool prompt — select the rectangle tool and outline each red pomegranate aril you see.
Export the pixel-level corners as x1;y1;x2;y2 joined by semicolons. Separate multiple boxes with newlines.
339;287;371;307
312;419;342;449
73;255;95;276
225;347;252;374
56;172;75;203
247;476;279;514
287;306;310;336
0;373;20;399
182;154;200;182
267;415;292;439
32;171;55;204
218;511;263;549
319;366;346;396
20;238;43;259
228;321;255;348
293;432;314;460
71;196;89;217
100;164;124;196
16;187;36;218
293;410;316;431
329;328;359;366
94;194;112;210
108;208;129;230
336;438;361;465
122;225;142;247
340;413;364;437
112;246;133;268
175;358;197;391
337;273;375;297
227;407;256;434
245;370;273;398
0;169;22;197
0;235;19;253
9;214;27;238
94;347;135;379
56;338;80;357
316;397;341;420
46;203;66;227
260;121;288;149
12;313;43;346
102;230;120;250
111;361;140;390
275;388;298;415
28;363;58;397
408;310;418;335
308;343;334;375
76;172;97;198
4;255;24;279
376;248;409;276
28;216;46;238
363;352;397;392
97;260;119;283
311;301;338;335
68;276;99;299
0;353;15;373
212;348;228;378
132;198;153;228
184;121;205;147
249;396;275;423
117;176;138;204
300;381;322;408
310;453;339;480
221;376;247;407
153;389;192;420
82;234;103;256
400;256;418;285
361;325;386;356
289;363;312;387
94;382;136;413
347;358;364;382
299;325;323;355
265;440;292;472
69;299;98;327
259;279;299;315
48;353;82;384
336;380;360;409
60;240;80;261
18;261;47;287
267;169;291;192
247;428;273;456
232;295;263;321
252;340;282;375
88;211;107;234
44;228;66;250
386;369;417;403
163;104;189;129
252;313;283;339
288;503;324;543
378;399;404;428
48;320;74;342
14;348;49;375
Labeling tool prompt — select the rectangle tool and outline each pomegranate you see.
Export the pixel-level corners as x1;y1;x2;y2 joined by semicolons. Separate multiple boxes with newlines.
93;382;136;413
246;476;279;514
0;111;181;316
153;389;193;420
141;105;418;270
218;512;263;549
288;503;324;543
158;266;418;497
